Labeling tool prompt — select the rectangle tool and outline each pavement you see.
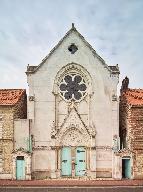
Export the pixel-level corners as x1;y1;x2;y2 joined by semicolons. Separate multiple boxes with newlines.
0;179;143;187
0;186;143;192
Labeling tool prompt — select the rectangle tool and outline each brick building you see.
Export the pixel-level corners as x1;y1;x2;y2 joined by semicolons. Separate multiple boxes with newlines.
0;89;27;179
119;77;143;179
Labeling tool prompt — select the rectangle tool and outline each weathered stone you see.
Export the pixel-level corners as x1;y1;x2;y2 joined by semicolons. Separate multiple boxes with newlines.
119;78;143;179
0;90;27;179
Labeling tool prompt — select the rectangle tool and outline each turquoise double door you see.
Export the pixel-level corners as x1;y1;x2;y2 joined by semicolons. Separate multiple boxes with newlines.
61;147;86;176
16;156;25;180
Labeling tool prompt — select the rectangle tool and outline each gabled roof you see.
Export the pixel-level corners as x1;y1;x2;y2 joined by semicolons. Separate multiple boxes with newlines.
26;24;119;75
0;89;26;106
122;89;143;106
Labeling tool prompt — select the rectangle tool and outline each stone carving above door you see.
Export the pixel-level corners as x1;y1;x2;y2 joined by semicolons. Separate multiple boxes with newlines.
60;128;88;146
55;106;92;146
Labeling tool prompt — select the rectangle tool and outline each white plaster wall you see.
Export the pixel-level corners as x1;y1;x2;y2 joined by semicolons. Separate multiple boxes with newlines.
27;30;119;173
32;150;55;171
14;119;29;151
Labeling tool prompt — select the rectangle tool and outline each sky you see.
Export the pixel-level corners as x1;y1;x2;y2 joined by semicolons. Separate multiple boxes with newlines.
0;0;143;93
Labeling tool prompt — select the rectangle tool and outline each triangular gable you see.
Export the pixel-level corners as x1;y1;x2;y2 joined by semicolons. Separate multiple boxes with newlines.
58;106;90;136
26;24;119;74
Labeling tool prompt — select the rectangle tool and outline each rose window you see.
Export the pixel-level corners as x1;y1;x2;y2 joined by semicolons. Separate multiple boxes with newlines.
59;74;87;101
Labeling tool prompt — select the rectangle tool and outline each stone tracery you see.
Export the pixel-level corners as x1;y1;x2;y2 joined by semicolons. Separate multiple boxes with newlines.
59;74;87;101
60;128;85;146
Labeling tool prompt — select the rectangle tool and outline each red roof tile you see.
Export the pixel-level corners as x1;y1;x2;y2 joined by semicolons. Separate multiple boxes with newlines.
122;89;143;106
0;89;26;105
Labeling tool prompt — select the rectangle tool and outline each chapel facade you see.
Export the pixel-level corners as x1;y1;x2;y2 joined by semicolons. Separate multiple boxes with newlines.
25;24;120;179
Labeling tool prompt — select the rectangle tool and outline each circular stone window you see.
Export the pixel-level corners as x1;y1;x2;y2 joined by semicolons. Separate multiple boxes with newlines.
59;74;87;101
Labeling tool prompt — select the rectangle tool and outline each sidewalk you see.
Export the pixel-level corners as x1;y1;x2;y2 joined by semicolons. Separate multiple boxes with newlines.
0;179;143;186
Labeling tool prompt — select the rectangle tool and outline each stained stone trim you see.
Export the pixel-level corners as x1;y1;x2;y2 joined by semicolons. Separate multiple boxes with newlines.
96;146;112;150
33;146;51;150
115;148;133;157
90;147;96;150
51;146;62;150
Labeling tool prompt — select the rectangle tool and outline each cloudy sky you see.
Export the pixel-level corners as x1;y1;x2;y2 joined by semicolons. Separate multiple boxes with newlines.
0;0;143;92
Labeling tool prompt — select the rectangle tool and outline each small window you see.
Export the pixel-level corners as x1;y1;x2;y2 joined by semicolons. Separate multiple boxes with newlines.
68;44;78;54
16;156;24;160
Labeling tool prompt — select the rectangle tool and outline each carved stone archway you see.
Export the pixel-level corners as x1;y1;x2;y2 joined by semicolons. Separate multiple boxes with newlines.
60;127;90;146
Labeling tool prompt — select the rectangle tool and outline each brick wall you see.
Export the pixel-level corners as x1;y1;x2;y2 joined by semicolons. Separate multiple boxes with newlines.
13;91;27;119
119;90;143;179
119;95;130;149
0;107;13;173
129;106;143;178
0;91;27;175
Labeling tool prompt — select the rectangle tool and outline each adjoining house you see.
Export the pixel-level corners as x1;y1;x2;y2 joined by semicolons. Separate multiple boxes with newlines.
119;77;143;179
0;89;27;179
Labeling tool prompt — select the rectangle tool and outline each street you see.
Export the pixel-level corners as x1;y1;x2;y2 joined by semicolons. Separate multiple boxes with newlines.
0;186;143;192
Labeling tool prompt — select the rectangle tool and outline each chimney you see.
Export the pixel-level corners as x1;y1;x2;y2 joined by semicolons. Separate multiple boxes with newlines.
120;76;129;93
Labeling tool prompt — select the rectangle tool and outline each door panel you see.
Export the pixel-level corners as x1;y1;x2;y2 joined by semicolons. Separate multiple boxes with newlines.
122;159;131;179
16;159;25;180
75;147;86;176
125;159;131;179
61;147;72;176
